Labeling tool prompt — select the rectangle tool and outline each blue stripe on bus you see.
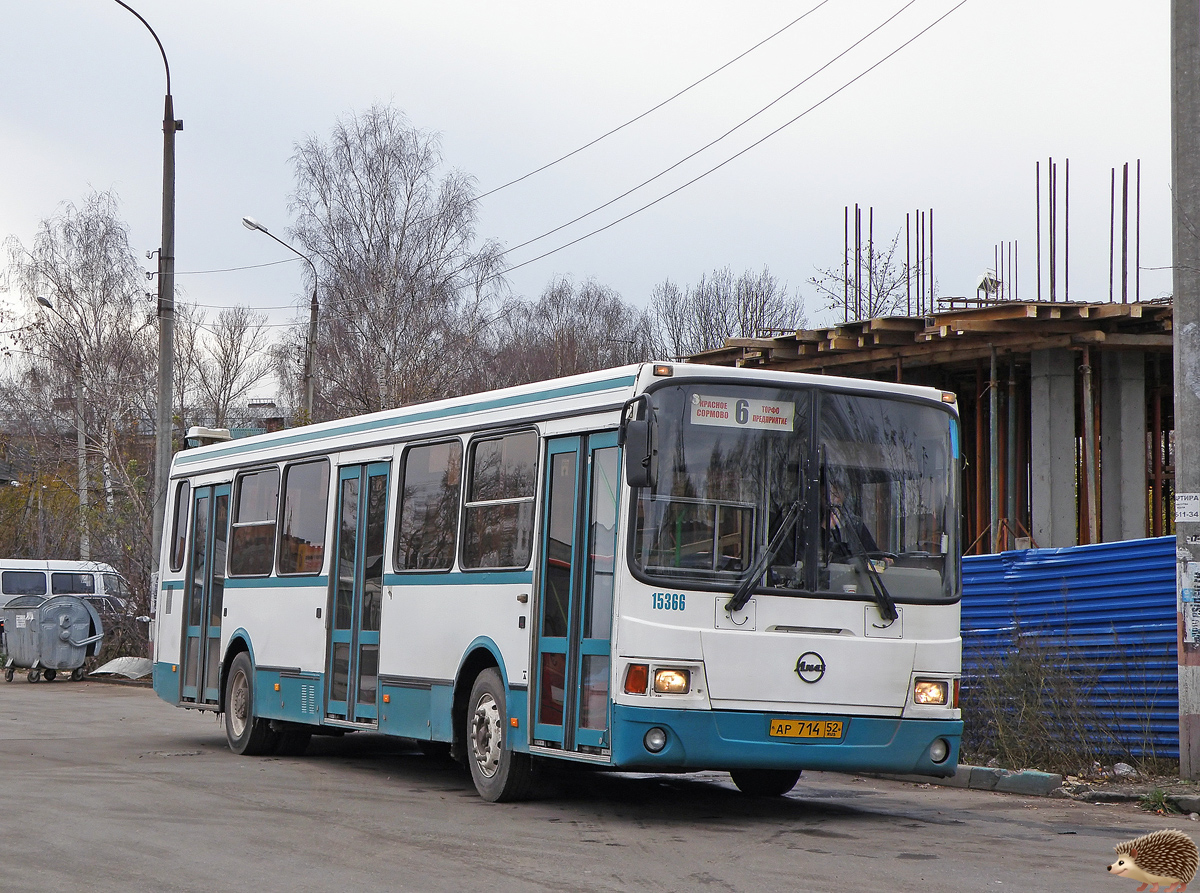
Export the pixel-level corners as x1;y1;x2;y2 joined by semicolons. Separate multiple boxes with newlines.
609;704;962;775
950;418;960;459
382;571;534;587
161;580;184;590
224;576;330;589
173;373;638;467
153;660;179;703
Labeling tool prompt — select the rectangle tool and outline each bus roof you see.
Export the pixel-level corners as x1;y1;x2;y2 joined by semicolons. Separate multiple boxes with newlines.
170;362;955;478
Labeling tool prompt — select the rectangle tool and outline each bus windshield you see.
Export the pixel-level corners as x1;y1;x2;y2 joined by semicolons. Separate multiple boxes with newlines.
631;383;957;602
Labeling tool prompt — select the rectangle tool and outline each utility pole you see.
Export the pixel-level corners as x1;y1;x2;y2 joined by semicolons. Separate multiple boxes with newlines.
152;86;179;573
113;1;179;575
1172;0;1200;778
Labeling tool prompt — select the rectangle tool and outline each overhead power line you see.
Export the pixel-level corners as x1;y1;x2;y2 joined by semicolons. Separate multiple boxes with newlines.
502;0;917;258
173;257;301;276
169;2;840;294
476;0;836;201
182;299;299;310
492;0;972;282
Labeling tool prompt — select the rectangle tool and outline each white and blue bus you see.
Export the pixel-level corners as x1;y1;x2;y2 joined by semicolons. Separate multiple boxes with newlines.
152;363;962;801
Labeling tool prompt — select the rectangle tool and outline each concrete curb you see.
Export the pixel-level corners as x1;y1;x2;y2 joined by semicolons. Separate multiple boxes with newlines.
877;767;1200;809
876;765;1064;796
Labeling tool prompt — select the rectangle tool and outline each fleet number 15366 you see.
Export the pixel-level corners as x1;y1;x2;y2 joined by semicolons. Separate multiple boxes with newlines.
652;591;686;611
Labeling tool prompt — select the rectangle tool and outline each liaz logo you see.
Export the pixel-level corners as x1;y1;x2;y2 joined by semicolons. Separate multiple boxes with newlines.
795;652;826;683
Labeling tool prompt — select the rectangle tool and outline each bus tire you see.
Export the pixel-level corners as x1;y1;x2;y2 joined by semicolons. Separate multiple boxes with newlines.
224;652;278;756
730;768;801;797
467;667;533;802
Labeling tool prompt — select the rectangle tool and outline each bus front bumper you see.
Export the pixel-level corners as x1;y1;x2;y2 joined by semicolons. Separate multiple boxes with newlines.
610;704;962;777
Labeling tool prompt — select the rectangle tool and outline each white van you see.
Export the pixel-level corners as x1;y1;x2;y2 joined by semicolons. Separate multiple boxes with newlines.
0;560;134;619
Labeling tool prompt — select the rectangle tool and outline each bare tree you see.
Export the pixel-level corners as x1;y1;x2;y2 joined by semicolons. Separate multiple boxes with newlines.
809;228;918;321
267;328;303;422
490;276;657;386
194;306;273;428
172;300;205;436
650;266;805;358
2;189;158;613
289;102;506;418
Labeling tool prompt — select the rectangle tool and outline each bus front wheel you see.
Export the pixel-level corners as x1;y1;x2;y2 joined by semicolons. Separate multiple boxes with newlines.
730;768;801;797
224;652;278;756
466;667;533;802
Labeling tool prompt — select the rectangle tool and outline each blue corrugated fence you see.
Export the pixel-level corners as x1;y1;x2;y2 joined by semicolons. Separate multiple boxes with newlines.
961;536;1179;761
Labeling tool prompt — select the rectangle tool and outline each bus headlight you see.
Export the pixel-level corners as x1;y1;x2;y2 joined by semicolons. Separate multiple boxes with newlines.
913;679;948;705
653;668;690;694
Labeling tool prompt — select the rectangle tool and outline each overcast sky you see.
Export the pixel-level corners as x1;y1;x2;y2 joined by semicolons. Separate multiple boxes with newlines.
0;1;1172;336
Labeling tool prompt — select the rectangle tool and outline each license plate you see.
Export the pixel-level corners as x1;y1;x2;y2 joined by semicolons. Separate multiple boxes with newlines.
769;719;843;739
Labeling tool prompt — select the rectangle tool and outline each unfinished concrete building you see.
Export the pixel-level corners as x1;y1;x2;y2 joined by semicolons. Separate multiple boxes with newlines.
686;300;1173;554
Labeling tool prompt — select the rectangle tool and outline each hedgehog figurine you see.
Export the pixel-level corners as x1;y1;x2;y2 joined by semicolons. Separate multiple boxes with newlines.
1108;829;1199;892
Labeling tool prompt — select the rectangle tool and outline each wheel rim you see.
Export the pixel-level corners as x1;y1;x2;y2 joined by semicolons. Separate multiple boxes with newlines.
470;692;503;779
229;668;250;738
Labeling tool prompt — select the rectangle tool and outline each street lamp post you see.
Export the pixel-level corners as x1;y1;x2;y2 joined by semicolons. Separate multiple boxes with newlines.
112;1;180;575
36;296;89;561
242;216;319;422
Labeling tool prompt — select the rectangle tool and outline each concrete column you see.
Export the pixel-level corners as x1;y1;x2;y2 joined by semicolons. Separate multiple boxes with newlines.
1029;348;1077;548
1101;351;1147;541
1174;0;1200;777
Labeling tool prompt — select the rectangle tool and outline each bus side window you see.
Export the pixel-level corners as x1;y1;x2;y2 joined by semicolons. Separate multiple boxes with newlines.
230;468;280;576
462;431;537;569
170;480;191;572
395;440;462;571
277;460;330;575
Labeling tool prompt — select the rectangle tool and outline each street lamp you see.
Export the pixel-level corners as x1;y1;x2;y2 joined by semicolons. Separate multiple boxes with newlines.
35;296;89;561
242;216;319;422
111;0;181;576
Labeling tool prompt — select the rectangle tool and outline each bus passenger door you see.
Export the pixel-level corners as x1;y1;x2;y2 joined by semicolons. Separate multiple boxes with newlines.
182;483;229;706
325;462;389;724
533;432;620;753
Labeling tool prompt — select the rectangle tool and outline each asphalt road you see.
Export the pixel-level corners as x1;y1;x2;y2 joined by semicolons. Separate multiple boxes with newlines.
0;679;1185;892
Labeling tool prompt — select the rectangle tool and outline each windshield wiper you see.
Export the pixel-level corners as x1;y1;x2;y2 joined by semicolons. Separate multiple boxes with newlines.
725;499;802;614
830;503;898;623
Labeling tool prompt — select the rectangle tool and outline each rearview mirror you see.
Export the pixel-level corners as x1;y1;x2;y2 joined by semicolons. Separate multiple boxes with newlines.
619;397;656;489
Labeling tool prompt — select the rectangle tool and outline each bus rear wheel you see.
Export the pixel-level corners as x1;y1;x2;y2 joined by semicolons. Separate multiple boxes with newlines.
224;652;278;756
467;668;533;802
730;768;801;797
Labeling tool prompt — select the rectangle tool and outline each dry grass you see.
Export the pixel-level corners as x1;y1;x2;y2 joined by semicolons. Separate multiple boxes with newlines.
960;628;1177;778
